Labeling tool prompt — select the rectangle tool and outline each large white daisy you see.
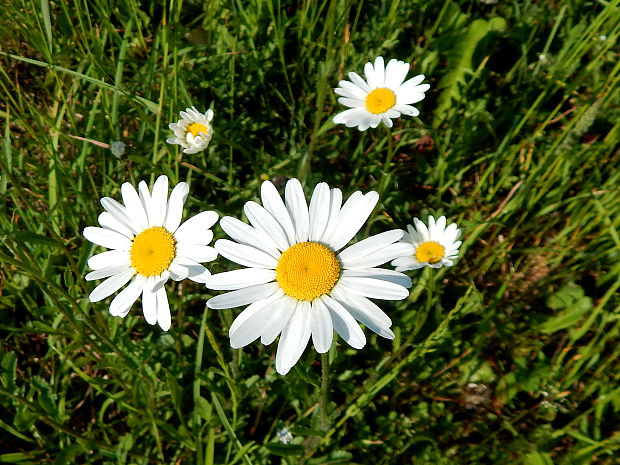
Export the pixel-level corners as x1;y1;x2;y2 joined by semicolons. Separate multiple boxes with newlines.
391;216;462;271
205;178;413;375
333;56;430;131
83;175;218;330
167;106;214;154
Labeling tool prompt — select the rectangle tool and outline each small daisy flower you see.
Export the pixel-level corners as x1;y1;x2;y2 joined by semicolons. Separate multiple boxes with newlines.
83;175;218;330
167;106;214;154
391;216;462;271
333;56;430;131
205;178;413;375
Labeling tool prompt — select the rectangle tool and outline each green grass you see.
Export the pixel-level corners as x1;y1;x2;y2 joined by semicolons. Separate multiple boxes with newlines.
1;0;619;463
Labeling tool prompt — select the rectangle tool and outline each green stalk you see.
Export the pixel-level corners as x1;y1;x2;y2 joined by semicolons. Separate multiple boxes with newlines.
319;352;330;432
364;125;394;236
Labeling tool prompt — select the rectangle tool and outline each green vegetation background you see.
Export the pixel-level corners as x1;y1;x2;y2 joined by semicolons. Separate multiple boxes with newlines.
0;0;619;463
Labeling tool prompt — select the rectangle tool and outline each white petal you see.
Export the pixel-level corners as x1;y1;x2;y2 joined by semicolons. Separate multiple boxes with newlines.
337;276;409;300
275;302;311;375
260;295;297;345
332;108;368;126
399;74;426;91
337;96;365;108
206;282;280;309
121;182;148;231
176;243;218;263
260;181;296;246
89;267;135;302
164;182;189;233
98;212;133;239
87;249;130;270
174;211;218;244
100;197;140;235
320;295;366;349
348;71;371;93
342;268;412;288
244;201;290;251
413;218;430;241
168;262;189;281
427;216;437;237
85;264;131;281
308;183;331;242
110;274;146;317
149;175;169;227
219;216;281;259
338;230;404;267
326;191;379;251
310;298;333;353
318;188;345;245
137;181;153;227
229;290;284;348
214;239;278;269
142;278;158;325
151;270;170;292
168;256;205;279
285;178;310;243
156;287;171;331
395;90;427;106
391;256;423;271
345;242;414;269
205;268;276;290
393;104;419;116
188;268;211;284
84;227;132;250
385;59;409;89
330;287;394;339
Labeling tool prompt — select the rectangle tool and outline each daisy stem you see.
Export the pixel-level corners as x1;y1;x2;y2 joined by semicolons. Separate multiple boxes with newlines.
297;0;338;184
319;352;330;431
364;126;394;236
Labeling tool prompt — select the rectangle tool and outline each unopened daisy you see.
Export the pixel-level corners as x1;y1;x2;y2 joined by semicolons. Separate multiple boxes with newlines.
391;216;462;271
167;106;214;154
333;56;430;131
205;178;413;375
83;175;218;330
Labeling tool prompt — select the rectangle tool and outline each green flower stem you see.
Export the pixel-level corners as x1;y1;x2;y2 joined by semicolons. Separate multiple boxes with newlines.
319;352;330;432
297;0;338;184
364;125;395;236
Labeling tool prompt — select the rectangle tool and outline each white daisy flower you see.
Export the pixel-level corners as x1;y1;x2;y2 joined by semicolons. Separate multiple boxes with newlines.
333;56;430;131
205;178;413;375
391;216;462;271
83;175;218;331
166;106;214;154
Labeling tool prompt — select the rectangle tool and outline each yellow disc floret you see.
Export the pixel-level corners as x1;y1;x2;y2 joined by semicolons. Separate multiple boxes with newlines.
415;241;445;264
130;227;176;277
188;122;209;137
365;88;396;114
276;242;341;301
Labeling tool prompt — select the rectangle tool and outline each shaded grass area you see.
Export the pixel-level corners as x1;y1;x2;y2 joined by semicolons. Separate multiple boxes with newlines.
1;0;619;464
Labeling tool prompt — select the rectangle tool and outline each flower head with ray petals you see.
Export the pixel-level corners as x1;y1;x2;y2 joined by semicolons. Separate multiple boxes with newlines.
167;106;214;154
333;56;430;131
391;216;462;270
205;178;413;375
83;175;218;330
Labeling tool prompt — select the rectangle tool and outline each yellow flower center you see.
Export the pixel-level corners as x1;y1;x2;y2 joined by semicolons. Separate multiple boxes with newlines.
365;88;396;114
415;241;445;264
130;227;176;277
276;242;341;301
188;122;209;137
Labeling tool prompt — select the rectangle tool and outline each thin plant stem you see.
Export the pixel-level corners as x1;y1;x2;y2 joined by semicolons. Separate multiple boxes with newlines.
364;125;394;236
297;0;338;184
319;352;330;432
